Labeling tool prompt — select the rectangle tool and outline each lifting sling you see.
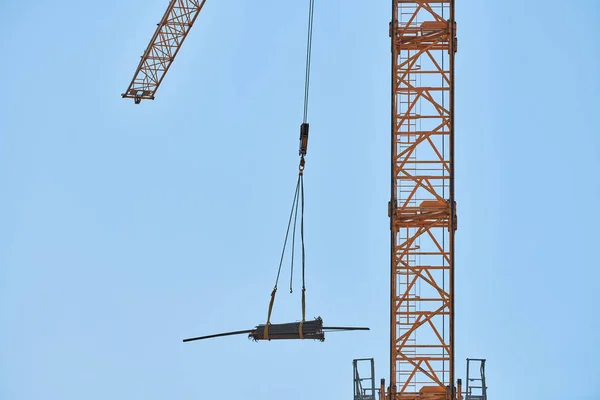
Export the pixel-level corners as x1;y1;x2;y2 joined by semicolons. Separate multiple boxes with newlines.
264;0;316;340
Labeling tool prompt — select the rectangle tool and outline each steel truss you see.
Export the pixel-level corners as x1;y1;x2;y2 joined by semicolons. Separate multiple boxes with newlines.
389;1;456;399
122;0;206;103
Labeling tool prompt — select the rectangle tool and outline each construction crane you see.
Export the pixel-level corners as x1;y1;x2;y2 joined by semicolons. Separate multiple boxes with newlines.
122;1;486;399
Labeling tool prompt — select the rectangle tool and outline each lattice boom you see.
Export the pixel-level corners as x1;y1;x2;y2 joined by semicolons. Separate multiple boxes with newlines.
122;0;206;103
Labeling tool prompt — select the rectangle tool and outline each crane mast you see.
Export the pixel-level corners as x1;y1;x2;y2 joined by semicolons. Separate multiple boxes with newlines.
122;0;206;103
389;1;456;399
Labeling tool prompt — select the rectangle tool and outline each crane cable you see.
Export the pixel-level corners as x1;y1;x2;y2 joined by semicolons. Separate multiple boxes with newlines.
265;0;315;340
303;0;316;124
265;173;305;339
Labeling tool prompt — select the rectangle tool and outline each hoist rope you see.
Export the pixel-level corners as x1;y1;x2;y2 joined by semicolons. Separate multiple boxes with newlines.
266;0;315;339
302;0;316;124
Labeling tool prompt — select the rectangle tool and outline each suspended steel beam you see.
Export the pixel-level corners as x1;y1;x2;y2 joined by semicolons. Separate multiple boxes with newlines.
122;0;207;103
183;318;369;343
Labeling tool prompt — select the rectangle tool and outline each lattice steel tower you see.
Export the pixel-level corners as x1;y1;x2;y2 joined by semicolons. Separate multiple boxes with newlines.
388;0;456;398
122;0;206;104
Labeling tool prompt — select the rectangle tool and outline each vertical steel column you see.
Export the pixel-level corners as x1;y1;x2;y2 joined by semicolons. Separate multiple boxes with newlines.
389;1;456;398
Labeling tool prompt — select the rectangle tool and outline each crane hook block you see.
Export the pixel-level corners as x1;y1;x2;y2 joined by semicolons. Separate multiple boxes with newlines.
299;123;309;156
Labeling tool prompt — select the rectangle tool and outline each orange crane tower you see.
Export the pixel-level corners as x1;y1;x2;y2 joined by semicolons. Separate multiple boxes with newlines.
387;1;457;399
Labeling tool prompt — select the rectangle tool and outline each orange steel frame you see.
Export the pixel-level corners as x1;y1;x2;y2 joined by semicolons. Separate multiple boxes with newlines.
388;1;456;399
122;0;206;103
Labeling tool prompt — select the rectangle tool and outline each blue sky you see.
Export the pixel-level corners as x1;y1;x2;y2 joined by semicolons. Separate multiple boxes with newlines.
1;1;599;399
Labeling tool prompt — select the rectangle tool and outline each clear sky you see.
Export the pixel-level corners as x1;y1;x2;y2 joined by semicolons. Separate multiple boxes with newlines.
1;1;599;399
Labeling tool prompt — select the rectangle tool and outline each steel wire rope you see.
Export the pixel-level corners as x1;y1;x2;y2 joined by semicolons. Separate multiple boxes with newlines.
273;176;302;291
288;171;306;298
266;0;316;337
265;176;302;339
302;0;316;124
289;176;301;293
298;0;315;323
300;173;306;321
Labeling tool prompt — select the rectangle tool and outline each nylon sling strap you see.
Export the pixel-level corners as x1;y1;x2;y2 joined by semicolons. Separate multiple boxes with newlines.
265;287;277;340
